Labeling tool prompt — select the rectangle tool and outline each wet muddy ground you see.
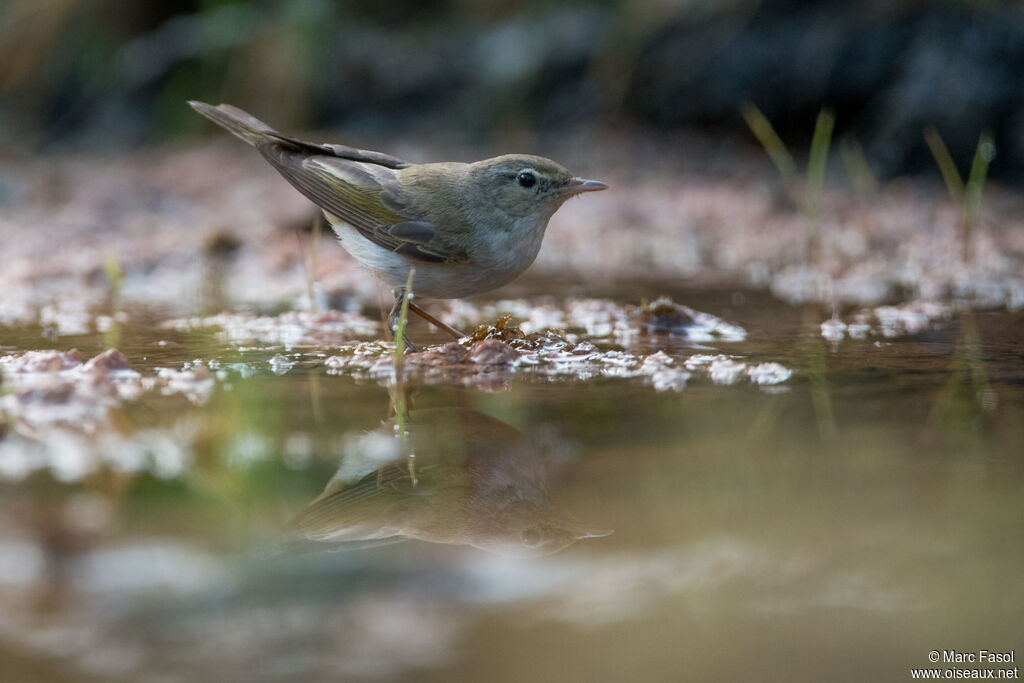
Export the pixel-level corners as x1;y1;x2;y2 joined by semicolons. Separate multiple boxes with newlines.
1;141;1023;681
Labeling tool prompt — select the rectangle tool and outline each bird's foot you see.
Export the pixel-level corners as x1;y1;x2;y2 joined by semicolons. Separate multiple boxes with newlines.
388;291;464;351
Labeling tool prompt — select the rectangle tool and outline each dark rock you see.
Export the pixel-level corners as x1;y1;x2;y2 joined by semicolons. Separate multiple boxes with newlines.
468;339;517;365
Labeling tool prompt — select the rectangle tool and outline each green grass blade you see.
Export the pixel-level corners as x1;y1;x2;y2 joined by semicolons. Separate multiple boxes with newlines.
103;250;123;301
923;126;965;206
839;137;877;197
308;213;322;313
392;268;416;485
741;102;797;186
966;130;994;215
393;269;415;363
805;108;835;219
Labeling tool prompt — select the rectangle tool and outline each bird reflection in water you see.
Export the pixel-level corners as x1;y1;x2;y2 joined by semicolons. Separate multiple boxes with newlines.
286;408;611;557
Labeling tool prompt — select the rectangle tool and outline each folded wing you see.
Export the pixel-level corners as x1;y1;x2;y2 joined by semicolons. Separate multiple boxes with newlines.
189;101;467;264
258;138;468;264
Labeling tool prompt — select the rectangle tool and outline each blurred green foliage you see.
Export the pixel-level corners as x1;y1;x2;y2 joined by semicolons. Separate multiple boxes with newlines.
741;102;834;259
2;0;640;146
1;0;1023;182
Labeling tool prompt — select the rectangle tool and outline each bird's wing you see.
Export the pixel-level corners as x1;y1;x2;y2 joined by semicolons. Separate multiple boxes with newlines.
286;472;396;541
286;463;441;544
257;140;469;264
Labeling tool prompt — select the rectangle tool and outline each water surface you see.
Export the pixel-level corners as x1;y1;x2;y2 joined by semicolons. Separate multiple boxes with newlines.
1;287;1021;682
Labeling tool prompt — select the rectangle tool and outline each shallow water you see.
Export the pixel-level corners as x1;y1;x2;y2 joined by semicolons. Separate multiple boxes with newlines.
1;286;1022;682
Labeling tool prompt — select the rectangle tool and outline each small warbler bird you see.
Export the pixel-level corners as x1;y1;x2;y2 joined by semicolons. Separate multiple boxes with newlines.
188;101;607;348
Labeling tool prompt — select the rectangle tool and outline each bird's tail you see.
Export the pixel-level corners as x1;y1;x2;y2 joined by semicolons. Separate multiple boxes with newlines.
188;101;278;146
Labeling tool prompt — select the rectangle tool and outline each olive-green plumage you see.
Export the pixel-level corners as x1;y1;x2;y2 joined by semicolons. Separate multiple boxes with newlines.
188;101;606;347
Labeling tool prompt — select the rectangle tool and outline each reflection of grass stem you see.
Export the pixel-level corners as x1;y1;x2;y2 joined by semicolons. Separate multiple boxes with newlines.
923;127;994;262
741;103;834;262
748;390;788;439
924;310;996;452
309;373;322;426
392;269;416;486
804;305;838;441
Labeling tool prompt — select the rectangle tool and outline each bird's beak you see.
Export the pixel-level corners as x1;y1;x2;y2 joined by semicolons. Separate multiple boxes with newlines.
564;178;608;194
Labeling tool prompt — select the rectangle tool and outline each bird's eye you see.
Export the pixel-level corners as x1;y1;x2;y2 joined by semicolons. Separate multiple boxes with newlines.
517;171;536;188
521;528;542;547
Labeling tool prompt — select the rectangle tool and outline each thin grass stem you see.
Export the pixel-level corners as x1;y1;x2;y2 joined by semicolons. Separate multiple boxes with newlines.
392;269;416;486
923;126;965;206
838;138;877;197
741;102;797;187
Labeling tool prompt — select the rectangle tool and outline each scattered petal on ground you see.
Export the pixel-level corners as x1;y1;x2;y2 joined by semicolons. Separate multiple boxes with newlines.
1;146;1022;325
746;363;794;385
162;310;380;348
321;324;789;392
442;297;745;345
0;349;140;434
0;348;217;439
819;300;954;342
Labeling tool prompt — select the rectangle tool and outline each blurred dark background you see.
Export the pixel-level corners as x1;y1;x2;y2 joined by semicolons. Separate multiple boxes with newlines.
2;0;1023;182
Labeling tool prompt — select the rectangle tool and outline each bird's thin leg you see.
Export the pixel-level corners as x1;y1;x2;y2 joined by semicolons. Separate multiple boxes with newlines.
407;301;467;340
387;290;417;352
